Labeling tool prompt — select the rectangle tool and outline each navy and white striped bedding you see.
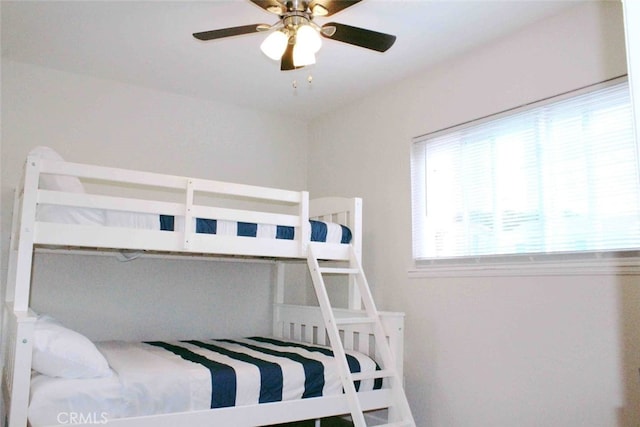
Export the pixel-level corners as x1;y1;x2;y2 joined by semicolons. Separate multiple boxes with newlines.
159;216;352;244
29;337;382;426
143;337;382;409
37;203;353;245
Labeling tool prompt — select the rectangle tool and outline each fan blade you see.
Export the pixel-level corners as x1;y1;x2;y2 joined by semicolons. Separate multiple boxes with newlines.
280;42;297;71
309;0;361;17
249;0;285;15
321;22;396;52
193;24;263;41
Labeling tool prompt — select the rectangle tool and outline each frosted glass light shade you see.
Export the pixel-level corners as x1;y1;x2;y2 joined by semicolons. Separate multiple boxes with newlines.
296;25;321;53
293;43;316;67
260;31;288;60
311;4;329;16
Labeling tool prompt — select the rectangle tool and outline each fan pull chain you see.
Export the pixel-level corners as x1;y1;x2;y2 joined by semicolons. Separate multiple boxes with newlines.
291;74;313;91
291;74;313;92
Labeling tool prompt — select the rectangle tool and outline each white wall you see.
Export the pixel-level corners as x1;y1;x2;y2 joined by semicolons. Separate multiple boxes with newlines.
308;2;639;427
1;60;309;340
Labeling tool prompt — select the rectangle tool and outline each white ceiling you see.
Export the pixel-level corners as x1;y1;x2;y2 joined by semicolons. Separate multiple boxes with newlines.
2;0;582;121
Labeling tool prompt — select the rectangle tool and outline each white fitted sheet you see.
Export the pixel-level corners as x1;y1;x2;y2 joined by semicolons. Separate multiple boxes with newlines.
28;338;379;426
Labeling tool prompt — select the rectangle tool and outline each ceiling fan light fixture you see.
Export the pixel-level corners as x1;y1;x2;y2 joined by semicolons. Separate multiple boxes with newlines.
311;4;329;16
266;5;285;14
260;30;288;60
320;25;336;37
293;43;316;67
194;0;396;70
296;24;322;53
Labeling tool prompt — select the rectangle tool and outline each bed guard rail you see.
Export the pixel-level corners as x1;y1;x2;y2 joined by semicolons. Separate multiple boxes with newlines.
19;154;313;254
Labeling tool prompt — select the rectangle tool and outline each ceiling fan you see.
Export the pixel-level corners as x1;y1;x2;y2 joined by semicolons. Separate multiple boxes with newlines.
193;0;397;71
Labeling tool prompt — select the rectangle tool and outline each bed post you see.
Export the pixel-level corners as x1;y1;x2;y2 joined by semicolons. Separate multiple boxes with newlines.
299;191;310;256
1;188;23;426
183;178;195;250
351;198;363;263
272;262;286;337
2;187;22;355
2;156;40;427
11;156;40;311
2;311;36;427
348;198;363;310
4;188;22;310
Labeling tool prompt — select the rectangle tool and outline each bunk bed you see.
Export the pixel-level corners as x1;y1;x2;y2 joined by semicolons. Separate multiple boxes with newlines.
2;147;413;427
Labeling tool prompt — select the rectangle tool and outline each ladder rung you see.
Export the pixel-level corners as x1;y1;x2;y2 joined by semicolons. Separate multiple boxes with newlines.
318;267;359;275
351;369;395;381
334;316;376;325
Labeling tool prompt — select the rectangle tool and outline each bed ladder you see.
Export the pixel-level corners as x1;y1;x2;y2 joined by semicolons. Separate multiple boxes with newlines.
307;245;415;427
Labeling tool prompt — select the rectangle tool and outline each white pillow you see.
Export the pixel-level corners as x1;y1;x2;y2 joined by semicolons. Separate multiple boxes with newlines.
29;146;105;225
29;146;85;193
32;315;112;379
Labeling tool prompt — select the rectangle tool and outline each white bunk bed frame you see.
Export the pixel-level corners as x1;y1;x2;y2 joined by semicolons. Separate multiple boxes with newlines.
2;153;407;427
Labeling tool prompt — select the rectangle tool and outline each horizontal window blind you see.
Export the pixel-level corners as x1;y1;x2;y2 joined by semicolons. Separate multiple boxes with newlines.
411;79;638;262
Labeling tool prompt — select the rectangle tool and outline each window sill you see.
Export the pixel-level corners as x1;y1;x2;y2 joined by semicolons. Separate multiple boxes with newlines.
408;253;640;278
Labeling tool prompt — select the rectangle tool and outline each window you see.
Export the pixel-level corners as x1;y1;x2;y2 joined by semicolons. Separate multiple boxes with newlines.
411;79;638;263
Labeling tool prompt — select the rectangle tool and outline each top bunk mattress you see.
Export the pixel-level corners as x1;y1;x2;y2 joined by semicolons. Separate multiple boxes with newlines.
37;208;352;245
161;216;352;244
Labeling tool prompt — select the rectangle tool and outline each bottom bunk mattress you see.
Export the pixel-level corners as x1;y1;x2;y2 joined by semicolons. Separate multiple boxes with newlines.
28;337;382;426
